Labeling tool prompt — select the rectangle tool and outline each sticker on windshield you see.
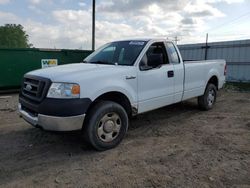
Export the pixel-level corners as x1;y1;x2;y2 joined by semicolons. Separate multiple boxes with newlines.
129;41;145;46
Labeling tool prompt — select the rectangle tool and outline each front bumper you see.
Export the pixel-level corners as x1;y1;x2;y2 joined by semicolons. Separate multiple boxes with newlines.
18;103;85;131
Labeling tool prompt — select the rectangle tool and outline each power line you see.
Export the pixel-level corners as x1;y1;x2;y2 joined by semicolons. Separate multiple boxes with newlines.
207;11;250;33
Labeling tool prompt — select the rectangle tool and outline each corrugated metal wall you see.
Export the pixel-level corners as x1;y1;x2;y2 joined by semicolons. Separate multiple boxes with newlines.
178;39;250;82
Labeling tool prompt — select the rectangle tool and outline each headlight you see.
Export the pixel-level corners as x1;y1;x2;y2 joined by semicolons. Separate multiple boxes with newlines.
47;83;80;99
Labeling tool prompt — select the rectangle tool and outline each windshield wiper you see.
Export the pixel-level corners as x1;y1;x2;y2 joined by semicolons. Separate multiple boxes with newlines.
89;61;116;65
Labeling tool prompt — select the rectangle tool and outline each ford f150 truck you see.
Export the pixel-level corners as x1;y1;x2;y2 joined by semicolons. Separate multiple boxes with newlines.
19;39;226;150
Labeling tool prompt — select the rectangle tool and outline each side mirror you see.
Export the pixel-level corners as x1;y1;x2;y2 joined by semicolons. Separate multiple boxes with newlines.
147;54;163;67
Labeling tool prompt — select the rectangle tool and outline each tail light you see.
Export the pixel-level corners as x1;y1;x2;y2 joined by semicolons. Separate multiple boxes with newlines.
224;64;227;76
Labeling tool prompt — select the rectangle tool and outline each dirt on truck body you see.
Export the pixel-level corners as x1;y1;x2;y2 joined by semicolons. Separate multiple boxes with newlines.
0;90;249;188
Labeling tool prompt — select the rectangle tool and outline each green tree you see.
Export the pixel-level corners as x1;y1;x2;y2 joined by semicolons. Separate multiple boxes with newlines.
0;24;33;48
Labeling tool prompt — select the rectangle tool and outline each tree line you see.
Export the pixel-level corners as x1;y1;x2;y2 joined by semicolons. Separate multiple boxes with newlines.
0;24;32;48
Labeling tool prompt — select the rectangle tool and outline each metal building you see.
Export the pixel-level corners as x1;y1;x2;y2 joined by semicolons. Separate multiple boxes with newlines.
178;39;250;82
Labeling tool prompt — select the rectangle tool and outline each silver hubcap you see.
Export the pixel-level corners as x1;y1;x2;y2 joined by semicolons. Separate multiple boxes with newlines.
207;89;215;106
97;112;121;142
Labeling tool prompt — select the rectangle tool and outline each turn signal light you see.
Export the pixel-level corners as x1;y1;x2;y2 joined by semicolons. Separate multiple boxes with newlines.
72;85;80;95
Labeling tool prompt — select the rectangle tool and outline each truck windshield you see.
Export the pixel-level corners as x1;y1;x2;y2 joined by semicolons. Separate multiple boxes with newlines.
84;41;147;66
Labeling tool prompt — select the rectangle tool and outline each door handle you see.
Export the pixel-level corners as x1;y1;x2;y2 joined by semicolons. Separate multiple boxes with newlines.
168;70;174;78
126;76;136;80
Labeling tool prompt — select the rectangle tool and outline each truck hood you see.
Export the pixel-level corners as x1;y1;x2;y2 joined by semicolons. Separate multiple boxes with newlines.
27;63;134;82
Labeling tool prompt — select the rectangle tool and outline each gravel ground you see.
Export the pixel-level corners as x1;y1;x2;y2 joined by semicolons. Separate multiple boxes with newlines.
0;90;249;188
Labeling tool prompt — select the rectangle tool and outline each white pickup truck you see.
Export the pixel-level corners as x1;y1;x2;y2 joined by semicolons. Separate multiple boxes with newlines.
19;39;226;150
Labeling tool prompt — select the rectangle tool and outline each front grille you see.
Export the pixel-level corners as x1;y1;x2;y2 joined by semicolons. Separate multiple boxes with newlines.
21;75;51;103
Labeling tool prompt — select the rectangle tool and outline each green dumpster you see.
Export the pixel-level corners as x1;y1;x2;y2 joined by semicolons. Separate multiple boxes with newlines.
0;48;92;90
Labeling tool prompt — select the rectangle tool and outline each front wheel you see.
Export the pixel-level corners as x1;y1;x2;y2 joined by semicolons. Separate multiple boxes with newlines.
198;83;217;111
83;101;128;151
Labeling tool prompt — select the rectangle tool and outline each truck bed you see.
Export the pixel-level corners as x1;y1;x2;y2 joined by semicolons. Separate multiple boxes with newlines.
182;59;226;100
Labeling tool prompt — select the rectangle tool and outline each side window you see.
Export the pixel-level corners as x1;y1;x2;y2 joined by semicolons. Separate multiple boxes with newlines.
140;42;169;70
166;42;180;64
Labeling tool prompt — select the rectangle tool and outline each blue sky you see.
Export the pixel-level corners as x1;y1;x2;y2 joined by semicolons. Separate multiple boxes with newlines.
0;0;250;49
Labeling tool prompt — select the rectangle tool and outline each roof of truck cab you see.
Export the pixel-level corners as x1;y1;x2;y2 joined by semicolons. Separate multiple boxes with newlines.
114;38;173;43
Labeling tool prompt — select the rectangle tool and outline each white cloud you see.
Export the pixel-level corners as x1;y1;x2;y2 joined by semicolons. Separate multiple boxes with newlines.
0;0;10;4
184;2;225;17
28;0;41;4
95;0;226;42
28;5;44;14
53;9;92;26
28;0;53;5
79;2;86;7
0;11;19;24
21;10;93;49
204;0;245;4
97;0;190;14
26;0;227;48
25;22;89;49
0;0;248;49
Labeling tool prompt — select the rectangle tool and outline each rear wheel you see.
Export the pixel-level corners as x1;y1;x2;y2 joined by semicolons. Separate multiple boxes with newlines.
198;83;217;110
83;101;128;151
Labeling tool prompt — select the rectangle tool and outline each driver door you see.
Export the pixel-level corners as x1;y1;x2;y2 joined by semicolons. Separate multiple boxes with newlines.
137;42;175;113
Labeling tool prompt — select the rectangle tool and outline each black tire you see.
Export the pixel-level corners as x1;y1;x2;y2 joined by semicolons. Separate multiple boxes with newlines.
198;83;217;111
83;101;128;151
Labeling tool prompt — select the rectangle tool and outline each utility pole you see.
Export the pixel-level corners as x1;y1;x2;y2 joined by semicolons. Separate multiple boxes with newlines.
205;33;208;60
202;33;210;60
174;36;180;44
92;0;95;51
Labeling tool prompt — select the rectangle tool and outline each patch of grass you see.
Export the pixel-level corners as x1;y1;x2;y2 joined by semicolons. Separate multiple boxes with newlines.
225;82;250;92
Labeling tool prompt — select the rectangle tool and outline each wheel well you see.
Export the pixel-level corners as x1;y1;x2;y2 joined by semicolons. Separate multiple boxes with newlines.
88;92;132;117
208;76;218;89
